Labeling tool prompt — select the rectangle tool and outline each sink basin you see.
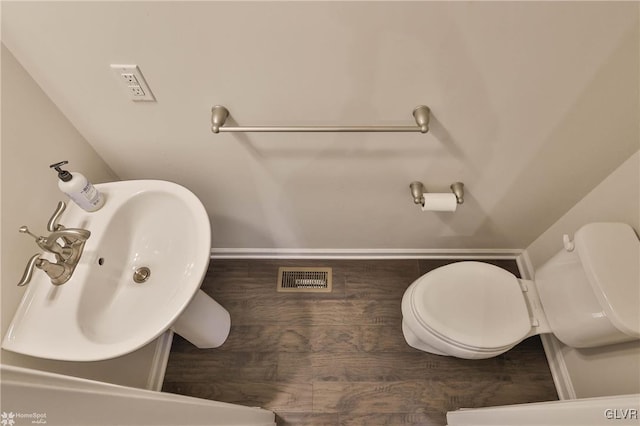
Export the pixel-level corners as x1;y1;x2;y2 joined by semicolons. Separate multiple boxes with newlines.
3;180;225;361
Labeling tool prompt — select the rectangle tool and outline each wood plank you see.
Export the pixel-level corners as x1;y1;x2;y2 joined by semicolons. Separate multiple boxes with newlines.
312;381;448;414
218;299;351;326
163;381;312;412
275;412;340;426
201;276;275;299
207;259;250;277
216;298;402;326
341;299;404;326
345;259;421;300
220;325;312;352
309;325;412;353
305;352;511;383
313;379;556;415
163;351;278;382
203;324;413;354
439;379;559;410
276;352;313;382
339;412;444;426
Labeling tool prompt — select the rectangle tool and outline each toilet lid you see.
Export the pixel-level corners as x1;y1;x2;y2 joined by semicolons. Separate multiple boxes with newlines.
409;262;531;350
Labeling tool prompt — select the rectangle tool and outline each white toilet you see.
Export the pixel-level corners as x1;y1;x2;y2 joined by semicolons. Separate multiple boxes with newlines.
401;222;640;359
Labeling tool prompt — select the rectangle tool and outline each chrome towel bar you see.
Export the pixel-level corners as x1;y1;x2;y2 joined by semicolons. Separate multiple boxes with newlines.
210;105;431;134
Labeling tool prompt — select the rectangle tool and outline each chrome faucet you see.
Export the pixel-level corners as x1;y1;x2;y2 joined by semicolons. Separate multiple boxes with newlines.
20;226;90;262
18;202;91;286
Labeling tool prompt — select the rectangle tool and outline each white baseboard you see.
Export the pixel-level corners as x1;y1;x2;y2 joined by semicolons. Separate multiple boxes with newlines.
540;334;576;400
146;330;174;391
517;250;576;400
211;248;523;260
515;250;535;280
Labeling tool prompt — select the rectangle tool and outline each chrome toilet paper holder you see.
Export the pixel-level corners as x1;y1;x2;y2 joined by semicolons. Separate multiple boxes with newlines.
409;181;464;206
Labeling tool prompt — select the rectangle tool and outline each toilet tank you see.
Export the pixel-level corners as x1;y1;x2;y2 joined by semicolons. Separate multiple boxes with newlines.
535;223;640;348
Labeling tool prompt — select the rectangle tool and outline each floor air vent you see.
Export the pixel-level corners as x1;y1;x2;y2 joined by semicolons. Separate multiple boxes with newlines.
277;267;332;293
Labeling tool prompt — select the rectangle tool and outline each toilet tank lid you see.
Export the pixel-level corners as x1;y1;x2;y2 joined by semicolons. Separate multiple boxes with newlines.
574;223;640;337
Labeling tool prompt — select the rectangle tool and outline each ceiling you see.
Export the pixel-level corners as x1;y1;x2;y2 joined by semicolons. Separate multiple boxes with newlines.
2;1;638;250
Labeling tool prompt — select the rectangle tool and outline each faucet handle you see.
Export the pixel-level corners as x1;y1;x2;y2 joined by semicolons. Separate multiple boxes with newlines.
19;226;41;241
18;253;42;286
47;201;67;232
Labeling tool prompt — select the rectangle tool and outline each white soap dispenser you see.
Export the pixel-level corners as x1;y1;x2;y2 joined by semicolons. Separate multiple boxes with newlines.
50;161;105;212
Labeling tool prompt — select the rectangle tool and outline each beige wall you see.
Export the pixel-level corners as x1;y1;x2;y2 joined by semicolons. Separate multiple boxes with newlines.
526;152;639;268
2;2;638;251
1;45;158;389
526;151;640;398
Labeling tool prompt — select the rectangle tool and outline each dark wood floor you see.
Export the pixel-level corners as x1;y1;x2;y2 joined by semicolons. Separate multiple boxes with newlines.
163;259;558;425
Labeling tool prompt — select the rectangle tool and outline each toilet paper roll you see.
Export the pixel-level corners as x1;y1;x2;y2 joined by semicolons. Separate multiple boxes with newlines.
421;193;458;212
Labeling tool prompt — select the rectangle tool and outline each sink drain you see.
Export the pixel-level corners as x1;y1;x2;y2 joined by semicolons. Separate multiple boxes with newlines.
133;267;151;283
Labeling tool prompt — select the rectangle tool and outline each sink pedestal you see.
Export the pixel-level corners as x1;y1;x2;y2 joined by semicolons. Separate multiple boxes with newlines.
171;290;231;348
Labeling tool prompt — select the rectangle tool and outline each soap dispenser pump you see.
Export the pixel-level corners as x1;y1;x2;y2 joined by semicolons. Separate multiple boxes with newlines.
50;161;105;212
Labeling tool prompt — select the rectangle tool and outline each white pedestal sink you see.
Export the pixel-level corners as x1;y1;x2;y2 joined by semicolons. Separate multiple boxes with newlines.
3;180;230;361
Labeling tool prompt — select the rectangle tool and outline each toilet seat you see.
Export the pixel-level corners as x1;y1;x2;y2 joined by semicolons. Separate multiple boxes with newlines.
402;262;532;352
